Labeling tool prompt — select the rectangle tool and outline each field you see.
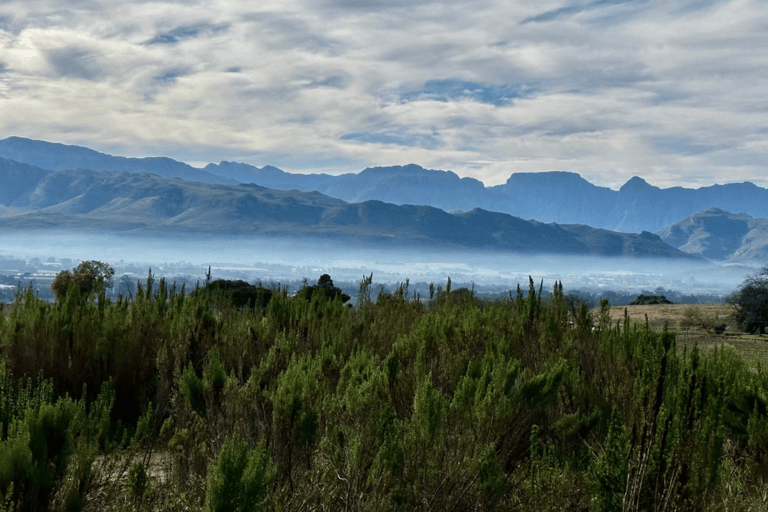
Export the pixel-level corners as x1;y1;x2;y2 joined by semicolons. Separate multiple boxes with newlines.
605;303;768;369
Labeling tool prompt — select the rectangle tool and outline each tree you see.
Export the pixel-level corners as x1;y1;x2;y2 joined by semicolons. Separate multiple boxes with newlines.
297;274;350;304
51;260;115;300
629;294;673;305
193;279;273;310
728;265;768;334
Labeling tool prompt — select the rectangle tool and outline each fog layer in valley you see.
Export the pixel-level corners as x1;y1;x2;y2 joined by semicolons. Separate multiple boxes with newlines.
0;231;755;299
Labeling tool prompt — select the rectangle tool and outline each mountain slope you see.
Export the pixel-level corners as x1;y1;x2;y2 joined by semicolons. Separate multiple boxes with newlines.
0;161;694;258
206;163;768;232
0;137;234;185
657;208;768;263
5;137;767;234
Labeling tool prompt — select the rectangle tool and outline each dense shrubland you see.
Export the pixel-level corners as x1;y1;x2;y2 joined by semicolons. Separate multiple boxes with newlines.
0;273;767;511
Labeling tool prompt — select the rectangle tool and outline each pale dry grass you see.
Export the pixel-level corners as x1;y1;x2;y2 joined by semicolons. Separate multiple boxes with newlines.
598;303;768;370
603;304;733;332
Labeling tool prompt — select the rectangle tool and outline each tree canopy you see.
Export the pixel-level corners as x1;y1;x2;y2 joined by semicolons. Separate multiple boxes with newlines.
51;260;115;300
193;278;274;310
297;274;350;304
728;265;768;334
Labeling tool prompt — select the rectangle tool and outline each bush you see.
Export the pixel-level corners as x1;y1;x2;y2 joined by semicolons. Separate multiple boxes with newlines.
680;305;726;334
728;266;768;334
630;294;673;305
0;365;113;512
203;432;275;512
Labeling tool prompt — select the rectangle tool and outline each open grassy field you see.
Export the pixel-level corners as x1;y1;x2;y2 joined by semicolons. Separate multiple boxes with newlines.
604;303;768;370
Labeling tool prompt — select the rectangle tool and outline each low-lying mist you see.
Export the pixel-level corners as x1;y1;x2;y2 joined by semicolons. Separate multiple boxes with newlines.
0;230;755;296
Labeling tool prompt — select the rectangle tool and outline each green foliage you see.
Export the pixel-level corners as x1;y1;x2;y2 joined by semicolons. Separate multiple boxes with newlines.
128;462;148;499
728;265;768;334
203;432;274;512
0;365;113;512
2;270;768;509
51;260;115;301
588;411;629;511
630;293;674;305
180;362;206;417
191;279;274;310
296;274;351;304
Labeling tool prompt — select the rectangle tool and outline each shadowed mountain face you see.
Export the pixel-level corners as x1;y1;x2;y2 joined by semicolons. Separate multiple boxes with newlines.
4;137;768;233
207;165;768;233
657;208;768;263
0;158;695;259
0;137;233;185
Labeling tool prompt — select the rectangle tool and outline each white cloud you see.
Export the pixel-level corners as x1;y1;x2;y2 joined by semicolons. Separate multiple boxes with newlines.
0;0;765;190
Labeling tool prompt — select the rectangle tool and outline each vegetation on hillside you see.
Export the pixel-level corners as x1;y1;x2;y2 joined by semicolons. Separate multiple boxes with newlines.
0;270;767;511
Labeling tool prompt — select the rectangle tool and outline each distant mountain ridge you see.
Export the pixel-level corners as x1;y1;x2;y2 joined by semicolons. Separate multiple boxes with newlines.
658;208;768;263
203;163;768;233
0;157;695;259
0;136;234;185
2;137;767;234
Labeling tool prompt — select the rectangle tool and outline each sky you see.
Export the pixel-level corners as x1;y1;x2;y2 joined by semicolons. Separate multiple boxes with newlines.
1;0;767;189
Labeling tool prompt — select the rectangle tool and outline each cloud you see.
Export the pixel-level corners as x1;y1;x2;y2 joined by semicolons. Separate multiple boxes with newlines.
153;67;191;85
303;75;347;89
651;136;726;156
0;0;766;191
241;12;345;56
521;0;649;25
144;22;230;45
341;129;442;149
44;46;105;81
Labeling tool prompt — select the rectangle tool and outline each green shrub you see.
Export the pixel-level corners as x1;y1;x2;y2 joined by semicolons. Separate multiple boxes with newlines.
203;432;275;512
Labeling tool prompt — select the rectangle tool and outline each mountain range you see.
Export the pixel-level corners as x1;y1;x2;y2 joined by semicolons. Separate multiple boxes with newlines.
0;157;694;259
2;137;768;233
1;136;765;262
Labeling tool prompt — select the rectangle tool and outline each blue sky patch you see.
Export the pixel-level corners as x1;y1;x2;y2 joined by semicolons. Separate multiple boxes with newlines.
145;22;230;45
341;130;441;150
154;68;191;85
398;79;534;107
522;0;646;24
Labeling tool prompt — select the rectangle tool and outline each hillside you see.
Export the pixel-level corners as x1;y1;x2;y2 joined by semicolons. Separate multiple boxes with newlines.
0;159;696;259
657;208;768;263
0;136;233;184
3;138;768;233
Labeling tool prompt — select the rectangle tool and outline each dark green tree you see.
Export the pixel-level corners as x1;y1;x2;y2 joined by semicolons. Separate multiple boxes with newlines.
193;279;273;310
728;265;768;334
297;274;350;304
51;260;115;300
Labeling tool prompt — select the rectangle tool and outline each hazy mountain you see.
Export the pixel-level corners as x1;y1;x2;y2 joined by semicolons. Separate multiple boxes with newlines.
204;162;488;212
658;208;768;263
0;160;694;259
0;158;51;205
206;163;768;233
0;137;234;185
5;137;767;235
